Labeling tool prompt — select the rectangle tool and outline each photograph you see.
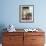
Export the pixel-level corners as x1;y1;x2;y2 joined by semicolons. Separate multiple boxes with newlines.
19;5;34;23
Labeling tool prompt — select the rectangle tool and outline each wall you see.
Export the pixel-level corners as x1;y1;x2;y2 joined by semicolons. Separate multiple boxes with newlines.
0;0;46;29
0;0;46;44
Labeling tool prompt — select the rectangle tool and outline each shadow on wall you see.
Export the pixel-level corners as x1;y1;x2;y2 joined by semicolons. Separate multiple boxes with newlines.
0;24;7;43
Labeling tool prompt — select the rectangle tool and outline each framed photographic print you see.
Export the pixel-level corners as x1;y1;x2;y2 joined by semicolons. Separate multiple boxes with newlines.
19;5;34;23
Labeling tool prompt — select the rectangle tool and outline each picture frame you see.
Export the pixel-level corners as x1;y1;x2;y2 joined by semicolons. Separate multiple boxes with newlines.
19;5;34;23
